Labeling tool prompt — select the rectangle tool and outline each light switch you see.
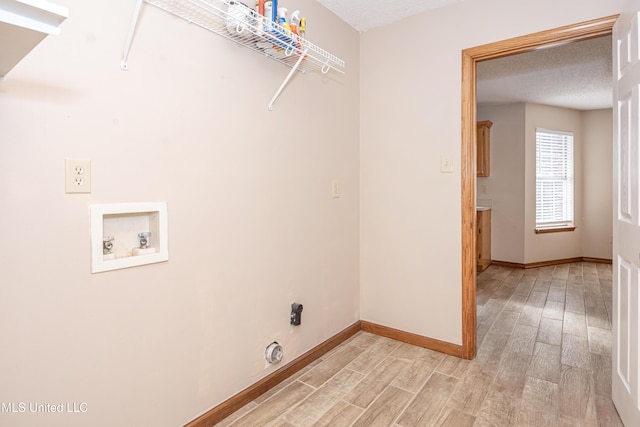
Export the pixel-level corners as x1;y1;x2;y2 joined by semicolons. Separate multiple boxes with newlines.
440;155;453;173
331;180;340;198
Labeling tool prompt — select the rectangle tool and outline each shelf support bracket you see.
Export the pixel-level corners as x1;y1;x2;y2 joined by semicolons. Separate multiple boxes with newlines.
121;0;145;70
268;48;309;111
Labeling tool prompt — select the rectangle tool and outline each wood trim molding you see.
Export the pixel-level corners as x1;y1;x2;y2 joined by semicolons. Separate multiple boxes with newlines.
185;321;361;427
582;257;613;264
535;226;577;234
185;319;468;426
464;15;619;61
461;49;477;360
489;260;526;269
460;15;618;361
492;257;612;269
361;321;463;358
492;258;581;269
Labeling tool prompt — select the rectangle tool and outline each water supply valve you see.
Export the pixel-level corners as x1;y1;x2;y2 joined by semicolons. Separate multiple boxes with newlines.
103;236;114;255
138;231;152;249
290;302;303;326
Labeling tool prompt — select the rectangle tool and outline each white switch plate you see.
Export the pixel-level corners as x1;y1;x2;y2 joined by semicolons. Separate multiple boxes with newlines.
65;158;91;193
440;155;453;173
331;180;340;198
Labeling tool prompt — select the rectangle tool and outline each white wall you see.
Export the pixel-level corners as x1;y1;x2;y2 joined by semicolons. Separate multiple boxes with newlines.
582;109;613;259
0;1;360;426
1;0;622;424
360;0;625;344
478;104;613;265
477;103;526;264
524;103;583;263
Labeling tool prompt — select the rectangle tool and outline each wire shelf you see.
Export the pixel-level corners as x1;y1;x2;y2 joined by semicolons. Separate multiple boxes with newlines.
143;0;345;74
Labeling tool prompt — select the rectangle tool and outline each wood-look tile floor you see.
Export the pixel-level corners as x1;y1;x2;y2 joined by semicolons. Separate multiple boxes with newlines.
216;262;623;426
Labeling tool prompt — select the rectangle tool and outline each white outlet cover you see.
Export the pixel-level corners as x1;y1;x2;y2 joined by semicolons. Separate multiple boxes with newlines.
65;158;91;193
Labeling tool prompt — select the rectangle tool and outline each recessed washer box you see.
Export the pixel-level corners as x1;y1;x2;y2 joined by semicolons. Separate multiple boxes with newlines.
90;202;168;273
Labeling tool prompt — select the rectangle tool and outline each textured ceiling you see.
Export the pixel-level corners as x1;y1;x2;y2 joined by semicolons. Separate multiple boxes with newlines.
316;1;612;111
316;0;462;32
477;36;612;111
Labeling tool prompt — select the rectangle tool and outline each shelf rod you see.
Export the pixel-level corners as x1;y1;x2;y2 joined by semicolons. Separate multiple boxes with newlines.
268;48;309;111
121;0;145;70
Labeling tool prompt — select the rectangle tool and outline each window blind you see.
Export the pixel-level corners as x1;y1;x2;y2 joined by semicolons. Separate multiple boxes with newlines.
535;128;574;228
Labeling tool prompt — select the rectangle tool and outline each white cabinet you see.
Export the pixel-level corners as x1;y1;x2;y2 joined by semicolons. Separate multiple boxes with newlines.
0;0;68;80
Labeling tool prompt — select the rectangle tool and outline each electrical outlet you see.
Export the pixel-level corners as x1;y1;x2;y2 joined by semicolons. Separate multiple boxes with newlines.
65;158;91;193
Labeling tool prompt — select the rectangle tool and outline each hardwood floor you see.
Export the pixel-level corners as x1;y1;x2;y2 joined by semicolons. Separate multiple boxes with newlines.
215;262;622;426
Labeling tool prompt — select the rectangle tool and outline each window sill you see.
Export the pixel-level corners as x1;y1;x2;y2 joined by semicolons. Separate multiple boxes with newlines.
535;226;576;234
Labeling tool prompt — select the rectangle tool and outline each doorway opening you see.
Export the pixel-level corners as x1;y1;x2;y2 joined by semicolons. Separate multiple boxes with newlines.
460;15;618;359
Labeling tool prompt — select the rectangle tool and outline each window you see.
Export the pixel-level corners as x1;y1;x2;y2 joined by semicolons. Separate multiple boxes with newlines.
535;128;574;232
